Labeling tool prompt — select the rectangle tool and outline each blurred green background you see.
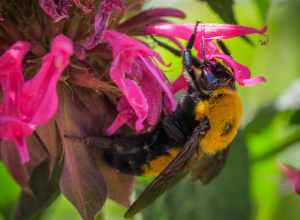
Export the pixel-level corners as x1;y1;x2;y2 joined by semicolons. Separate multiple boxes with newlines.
2;0;300;219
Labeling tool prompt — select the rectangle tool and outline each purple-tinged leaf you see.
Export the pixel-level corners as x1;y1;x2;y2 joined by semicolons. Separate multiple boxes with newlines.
0;141;30;192
95;151;134;207
57;86;107;220
35;119;63;177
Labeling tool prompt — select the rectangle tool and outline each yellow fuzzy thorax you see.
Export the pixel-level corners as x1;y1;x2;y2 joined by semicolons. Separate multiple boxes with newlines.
194;87;242;154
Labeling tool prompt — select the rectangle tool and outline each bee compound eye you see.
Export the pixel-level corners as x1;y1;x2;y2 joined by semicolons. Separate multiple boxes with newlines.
203;69;218;86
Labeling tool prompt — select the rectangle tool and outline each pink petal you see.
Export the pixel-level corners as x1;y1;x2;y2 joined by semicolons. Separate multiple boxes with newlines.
207;53;266;86
20;35;73;125
171;74;188;93
106;98;143;135
106;111;131;136
240;77;267;87
139;69;163;126
110;55;149;131
146;23;266;60
146;23;267;41
103;31;158;58
15;137;29;164
281;164;300;194
0;41;30;111
103;30;176;134
139;55;176;112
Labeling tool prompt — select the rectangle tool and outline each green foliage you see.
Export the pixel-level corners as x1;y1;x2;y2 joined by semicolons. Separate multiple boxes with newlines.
253;0;271;21
0;164;19;219
12;161;61;220
199;0;237;24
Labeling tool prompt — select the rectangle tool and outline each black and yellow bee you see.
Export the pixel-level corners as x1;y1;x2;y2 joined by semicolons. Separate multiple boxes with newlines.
70;22;242;218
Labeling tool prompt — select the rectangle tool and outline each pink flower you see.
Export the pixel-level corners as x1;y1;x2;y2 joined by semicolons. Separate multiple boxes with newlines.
280;164;300;194
0;35;73;163
102;30;176;135
145;23;267;87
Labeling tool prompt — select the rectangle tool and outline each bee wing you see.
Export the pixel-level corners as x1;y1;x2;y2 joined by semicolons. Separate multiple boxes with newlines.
191;147;230;184
124;125;205;218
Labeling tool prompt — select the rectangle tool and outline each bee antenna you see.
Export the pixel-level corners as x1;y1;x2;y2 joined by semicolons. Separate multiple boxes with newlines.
186;21;200;50
200;24;207;64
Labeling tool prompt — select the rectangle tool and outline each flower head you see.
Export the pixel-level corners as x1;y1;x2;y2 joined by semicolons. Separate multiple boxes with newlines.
146;23;267;87
0;2;188;219
102;30;176;135
0;35;73;163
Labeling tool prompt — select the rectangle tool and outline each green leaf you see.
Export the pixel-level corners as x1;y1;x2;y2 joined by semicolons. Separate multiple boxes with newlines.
253;0;271;21
289;110;300;125
199;0;237;24
42;196;82;220
252;127;300;163
12;160;61;220
0;164;19;219
244;104;278;135
59;141;107;220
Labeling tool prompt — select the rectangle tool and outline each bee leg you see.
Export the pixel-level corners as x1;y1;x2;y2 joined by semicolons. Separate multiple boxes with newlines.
150;35;181;57
216;40;231;56
183;22;202;89
186;21;200;51
64;135;112;149
151;36;203;68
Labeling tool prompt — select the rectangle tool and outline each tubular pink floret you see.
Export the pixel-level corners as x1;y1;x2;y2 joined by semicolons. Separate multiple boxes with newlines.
0;35;73;163
145;23;267;41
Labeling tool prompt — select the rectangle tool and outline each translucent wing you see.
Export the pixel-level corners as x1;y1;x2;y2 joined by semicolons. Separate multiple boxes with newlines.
124;125;205;218
191;147;230;184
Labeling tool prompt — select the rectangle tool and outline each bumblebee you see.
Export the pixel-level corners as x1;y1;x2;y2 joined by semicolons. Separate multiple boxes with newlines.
71;22;242;218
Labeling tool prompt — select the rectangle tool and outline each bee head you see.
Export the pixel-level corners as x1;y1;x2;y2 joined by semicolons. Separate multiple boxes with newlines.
193;61;235;96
